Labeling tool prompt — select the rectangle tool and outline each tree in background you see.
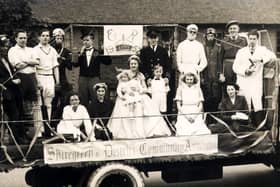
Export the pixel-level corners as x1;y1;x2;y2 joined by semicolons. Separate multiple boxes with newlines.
0;0;45;46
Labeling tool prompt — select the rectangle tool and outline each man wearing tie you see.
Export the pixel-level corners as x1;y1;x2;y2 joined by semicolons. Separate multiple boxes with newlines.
73;32;111;107
233;29;276;125
140;29;171;80
140;30;172;118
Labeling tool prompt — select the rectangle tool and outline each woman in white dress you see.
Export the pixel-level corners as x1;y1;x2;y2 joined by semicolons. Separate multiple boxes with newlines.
56;92;95;141
108;55;171;139
175;72;211;136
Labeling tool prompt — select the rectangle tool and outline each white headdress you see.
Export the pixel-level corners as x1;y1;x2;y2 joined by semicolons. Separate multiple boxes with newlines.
53;28;65;36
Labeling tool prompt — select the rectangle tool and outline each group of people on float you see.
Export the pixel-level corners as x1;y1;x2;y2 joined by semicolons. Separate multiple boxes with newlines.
176;21;276;134
0;28;71;143
58;20;277;141
0;19;277;143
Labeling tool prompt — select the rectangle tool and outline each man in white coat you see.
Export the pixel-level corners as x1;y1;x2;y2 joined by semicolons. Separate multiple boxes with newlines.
233;29;276;125
176;24;207;81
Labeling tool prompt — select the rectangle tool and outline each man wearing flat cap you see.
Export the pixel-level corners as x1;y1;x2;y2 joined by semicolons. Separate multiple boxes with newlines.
140;29;171;80
176;24;207;81
201;27;222;115
219;20;247;84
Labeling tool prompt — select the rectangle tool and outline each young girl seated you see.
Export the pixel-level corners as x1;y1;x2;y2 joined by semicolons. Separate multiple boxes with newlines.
56;92;95;142
175;72;211;136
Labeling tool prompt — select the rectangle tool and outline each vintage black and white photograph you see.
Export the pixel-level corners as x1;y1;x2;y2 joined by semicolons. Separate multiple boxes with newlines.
0;0;280;186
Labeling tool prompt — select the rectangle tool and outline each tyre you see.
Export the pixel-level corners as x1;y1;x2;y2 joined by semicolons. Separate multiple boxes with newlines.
25;167;71;187
87;163;144;187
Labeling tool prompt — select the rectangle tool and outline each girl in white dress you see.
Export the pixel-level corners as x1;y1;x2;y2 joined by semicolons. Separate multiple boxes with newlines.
108;55;171;139
175;72;211;136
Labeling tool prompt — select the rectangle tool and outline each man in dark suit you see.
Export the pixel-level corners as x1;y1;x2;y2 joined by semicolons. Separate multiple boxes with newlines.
140;30;171;80
0;38;25;143
140;29;173;121
73;32;111;107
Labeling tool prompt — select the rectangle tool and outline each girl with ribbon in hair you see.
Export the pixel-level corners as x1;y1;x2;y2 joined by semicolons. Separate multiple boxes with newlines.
175;72;211;136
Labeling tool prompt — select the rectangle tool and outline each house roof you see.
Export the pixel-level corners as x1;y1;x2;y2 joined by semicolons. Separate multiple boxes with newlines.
30;0;280;25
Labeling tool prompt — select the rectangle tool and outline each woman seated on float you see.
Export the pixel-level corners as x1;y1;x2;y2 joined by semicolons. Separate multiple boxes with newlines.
175;72;211;136
216;83;249;132
107;55;171;139
56;92;95;142
88;83;113;140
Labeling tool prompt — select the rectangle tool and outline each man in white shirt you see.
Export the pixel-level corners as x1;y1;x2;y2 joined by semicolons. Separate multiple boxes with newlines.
8;30;39;126
233;29;276;125
33;29;60;135
176;24;207;80
73;32;111;107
